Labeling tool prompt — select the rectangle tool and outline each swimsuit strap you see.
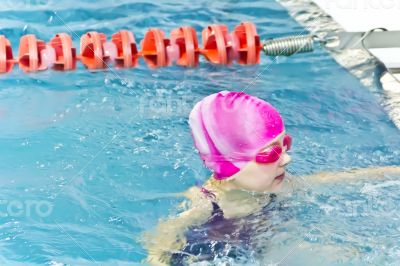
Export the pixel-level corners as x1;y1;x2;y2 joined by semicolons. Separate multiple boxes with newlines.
200;187;224;219
200;187;216;200
269;193;277;201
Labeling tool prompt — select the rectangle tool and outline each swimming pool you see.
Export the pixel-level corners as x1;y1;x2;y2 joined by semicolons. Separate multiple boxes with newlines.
1;0;400;265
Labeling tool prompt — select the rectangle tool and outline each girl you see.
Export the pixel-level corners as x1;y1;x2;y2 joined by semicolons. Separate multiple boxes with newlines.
143;91;400;265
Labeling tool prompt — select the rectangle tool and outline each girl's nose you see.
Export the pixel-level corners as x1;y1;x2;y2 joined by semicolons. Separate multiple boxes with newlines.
279;153;291;167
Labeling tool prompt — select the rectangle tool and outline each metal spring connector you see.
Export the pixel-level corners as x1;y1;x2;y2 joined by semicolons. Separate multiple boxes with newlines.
263;35;316;56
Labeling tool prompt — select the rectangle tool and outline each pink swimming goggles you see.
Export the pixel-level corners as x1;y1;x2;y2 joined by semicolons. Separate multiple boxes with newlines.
202;134;292;164
255;134;292;164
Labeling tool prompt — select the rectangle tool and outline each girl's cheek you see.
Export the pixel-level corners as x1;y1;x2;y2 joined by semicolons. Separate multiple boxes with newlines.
262;163;280;178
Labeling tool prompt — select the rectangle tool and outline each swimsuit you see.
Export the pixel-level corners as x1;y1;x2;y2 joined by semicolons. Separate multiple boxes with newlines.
170;189;281;265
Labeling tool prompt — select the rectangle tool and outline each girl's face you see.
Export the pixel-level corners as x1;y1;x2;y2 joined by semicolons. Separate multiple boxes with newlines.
228;133;292;193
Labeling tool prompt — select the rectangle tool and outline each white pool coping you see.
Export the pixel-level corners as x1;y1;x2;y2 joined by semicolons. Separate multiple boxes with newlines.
312;0;400;32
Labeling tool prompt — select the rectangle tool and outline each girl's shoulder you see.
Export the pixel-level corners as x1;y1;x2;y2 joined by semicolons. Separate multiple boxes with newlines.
181;178;217;210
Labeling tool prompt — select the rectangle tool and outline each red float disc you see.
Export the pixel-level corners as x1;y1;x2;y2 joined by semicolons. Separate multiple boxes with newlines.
112;30;138;68
49;33;76;71
140;28;169;68
201;24;234;65
0;35;14;73
80;31;107;69
233;22;261;65
170;26;199;67
18;34;47;72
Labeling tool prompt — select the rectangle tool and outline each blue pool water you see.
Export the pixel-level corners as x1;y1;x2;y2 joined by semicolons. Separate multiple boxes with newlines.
1;0;400;265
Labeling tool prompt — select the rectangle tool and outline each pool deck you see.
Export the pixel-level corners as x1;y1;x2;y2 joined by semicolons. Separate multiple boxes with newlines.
312;0;400;92
278;0;400;129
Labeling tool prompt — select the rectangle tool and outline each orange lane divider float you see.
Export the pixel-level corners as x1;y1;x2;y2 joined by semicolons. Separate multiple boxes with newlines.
0;22;261;73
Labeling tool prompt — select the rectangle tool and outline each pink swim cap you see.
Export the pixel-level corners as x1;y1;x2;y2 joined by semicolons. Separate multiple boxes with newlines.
189;91;285;180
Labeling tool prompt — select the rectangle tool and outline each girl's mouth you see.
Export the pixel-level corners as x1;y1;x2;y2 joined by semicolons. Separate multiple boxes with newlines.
274;173;285;182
